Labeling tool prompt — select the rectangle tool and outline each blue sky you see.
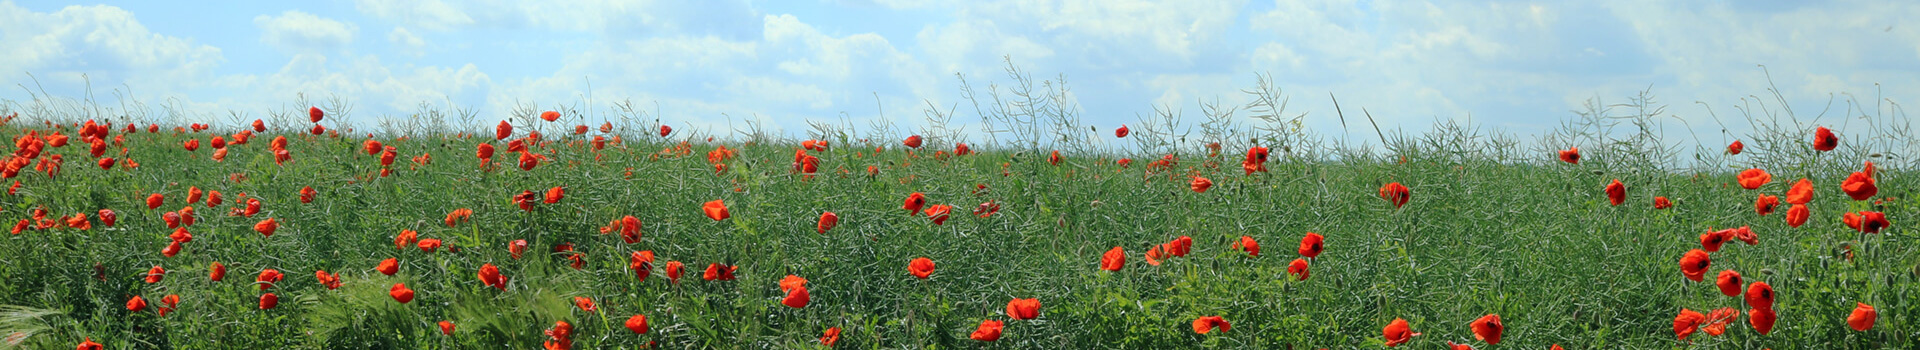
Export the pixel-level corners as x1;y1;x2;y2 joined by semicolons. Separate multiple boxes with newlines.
2;0;1916;146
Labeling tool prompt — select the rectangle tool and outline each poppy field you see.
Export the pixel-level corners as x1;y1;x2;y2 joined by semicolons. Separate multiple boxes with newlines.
0;94;1913;349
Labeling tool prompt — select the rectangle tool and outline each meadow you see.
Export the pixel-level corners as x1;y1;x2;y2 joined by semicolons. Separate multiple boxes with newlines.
0;79;1913;349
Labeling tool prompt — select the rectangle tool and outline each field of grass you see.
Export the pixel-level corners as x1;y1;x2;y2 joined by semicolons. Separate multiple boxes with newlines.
0;87;1913;349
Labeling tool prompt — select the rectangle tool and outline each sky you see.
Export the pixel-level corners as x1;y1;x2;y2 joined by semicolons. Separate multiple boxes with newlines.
1;0;1916;147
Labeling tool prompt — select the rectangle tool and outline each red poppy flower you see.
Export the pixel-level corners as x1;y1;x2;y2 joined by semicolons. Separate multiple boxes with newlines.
510;240;529;259
1785;204;1810;228
1230;236;1259;257
1006;298;1040;320
1383;318;1419;347
388;283;415;303
616;215;643;244
1470;314;1502;344
1604;179;1625;206
1785;178;1813;204
908;257;935;279
1287;258;1310;281
903;135;923;149
924;204;952;225
1100;246;1125;271
1048;150;1062;166
1653;196;1673;209
1557;147;1579;164
1299;232;1325;258
625;314;650;334
537;110;560;122
210;262;226;281
1813;126;1837;151
1678;249;1711;282
1167;236;1193;257
1844;211;1891;233
628;251;654;281
702;263;737;281
256;268;283;290
970;319;1003;341
258;293;279;310
1753;194;1779;216
1715;269;1742;297
147;193;164;209
495;121;512;140
659;125;672;137
1726;140;1743;155
1745;281;1773;310
543;186;564;204
97;209;115;227
253;218;278;237
308;106;325;123
782;285;810;308
145;266;166;283
1673;308;1705;340
437;320;454;335
418;238;442;252
373;258;399;276
126;295;148;312
955;142;971;155
478;263;507;291
1192;316;1229;334
1702;307;1738;336
903;192;927;215
1737;169;1771;190
96;157;114;170
1699;228;1732;252
702;200;729;221
316;270;342;290
1115;124;1129;138
1842;170;1877;201
817;212;839;234
544;320;574;350
571;296;595;311
664;261;684;283
1190;176;1213;193
1848;303;1875;331
516;151;539;171
1379;182;1410;208
77;338;102;350
388;229;417;251
1748;307;1775;335
820;327;840;347
1446;341;1474;350
300;186;316;203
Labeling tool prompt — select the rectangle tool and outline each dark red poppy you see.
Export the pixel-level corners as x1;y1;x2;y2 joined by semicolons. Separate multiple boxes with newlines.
1715;269;1742;297
1673;308;1705;340
1813;126;1837;151
1745;281;1773;310
1299;232;1325;258
817;212;839;234
309;106;325;123
210;262;225;281
1679;249;1710;282
1379;182;1409;208
820;327;839;346
1653;196;1673;209
495;121;512;140
1287;258;1309;281
702;263;737;281
1383;318;1419;347
1726;140;1743;155
1470;314;1502;344
259;293;279;309
1748;307;1775;335
1604;179;1625;206
903;192;926;215
1557;147;1579;164
903;135;922;149
478;263;507;290
659;125;672;137
1753;194;1779;216
1115;125;1129;138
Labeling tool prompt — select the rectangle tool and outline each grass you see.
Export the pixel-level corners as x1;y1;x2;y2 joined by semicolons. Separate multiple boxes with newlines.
0;75;1914;349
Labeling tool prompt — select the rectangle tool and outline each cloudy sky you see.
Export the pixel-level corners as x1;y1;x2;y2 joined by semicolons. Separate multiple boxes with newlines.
1;0;1915;146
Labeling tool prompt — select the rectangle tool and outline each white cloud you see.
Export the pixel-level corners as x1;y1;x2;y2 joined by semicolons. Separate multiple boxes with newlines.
351;0;473;32
254;10;357;53
0;1;223;119
388;26;426;57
